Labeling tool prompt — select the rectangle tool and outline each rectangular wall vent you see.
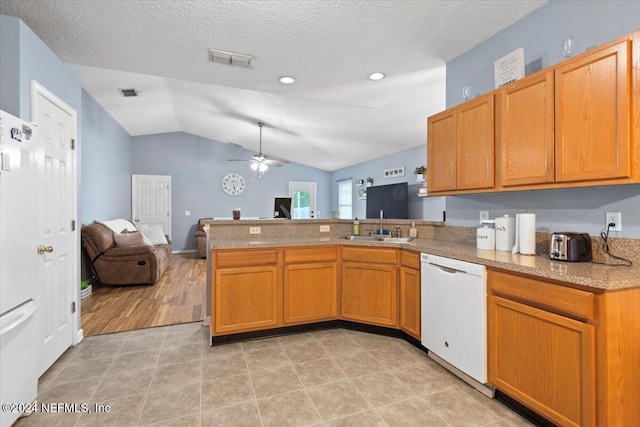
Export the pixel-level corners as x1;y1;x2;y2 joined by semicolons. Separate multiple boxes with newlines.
208;49;253;68
119;88;138;97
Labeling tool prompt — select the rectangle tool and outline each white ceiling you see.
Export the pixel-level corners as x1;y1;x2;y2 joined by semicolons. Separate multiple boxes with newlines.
1;0;547;171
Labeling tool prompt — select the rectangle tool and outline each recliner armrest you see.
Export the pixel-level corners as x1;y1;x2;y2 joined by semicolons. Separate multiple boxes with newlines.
102;245;156;258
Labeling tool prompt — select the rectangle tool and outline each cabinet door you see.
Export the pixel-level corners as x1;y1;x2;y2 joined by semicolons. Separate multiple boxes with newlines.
427;109;457;192
284;262;338;325
498;71;555;187
489;296;596;427
399;266;420;339
341;263;397;327
555;40;631;183
457;93;495;190
214;265;280;335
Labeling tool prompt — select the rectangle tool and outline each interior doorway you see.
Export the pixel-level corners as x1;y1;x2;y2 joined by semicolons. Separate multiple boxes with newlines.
289;181;317;219
32;81;78;375
132;174;172;237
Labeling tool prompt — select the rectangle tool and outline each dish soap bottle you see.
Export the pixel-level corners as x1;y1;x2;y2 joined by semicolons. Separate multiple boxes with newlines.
409;222;418;238
353;218;360;236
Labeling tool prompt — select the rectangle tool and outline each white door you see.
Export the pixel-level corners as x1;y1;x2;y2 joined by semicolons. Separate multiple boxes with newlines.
132;175;171;236
32;81;78;375
289;181;317;219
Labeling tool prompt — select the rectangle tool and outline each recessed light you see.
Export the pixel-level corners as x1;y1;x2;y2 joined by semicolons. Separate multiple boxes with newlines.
368;72;385;81
279;76;296;84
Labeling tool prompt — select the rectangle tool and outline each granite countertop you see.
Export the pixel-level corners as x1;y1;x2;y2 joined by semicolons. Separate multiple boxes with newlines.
210;236;640;291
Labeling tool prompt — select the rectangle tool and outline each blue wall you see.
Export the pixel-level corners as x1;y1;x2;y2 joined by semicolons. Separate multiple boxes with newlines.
0;15;81;120
0;15;20;116
132;132;332;251
79;90;133;225
443;0;640;238
331;145;446;221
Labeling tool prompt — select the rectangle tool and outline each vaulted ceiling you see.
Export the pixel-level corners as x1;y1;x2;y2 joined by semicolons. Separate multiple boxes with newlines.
1;0;547;171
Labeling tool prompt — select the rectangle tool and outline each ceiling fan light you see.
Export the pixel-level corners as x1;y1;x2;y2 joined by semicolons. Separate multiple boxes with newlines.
259;163;268;172
250;161;259;171
279;76;296;84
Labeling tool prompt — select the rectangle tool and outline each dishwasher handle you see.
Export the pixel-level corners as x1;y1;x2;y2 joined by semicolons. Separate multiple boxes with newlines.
427;262;466;274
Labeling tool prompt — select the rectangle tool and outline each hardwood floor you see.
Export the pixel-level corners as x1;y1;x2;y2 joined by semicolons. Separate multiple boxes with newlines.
80;253;206;336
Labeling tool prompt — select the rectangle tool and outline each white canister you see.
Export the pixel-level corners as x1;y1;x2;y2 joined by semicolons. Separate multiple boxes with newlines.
495;215;516;251
477;225;496;250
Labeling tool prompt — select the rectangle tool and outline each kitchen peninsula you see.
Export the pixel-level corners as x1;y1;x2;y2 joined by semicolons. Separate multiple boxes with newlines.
204;219;640;427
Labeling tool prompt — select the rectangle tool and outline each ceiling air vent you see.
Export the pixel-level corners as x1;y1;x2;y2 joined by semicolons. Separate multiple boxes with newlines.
119;88;138;97
208;49;253;68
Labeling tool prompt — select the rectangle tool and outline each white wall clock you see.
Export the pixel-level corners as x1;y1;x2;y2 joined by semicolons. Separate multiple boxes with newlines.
221;172;246;196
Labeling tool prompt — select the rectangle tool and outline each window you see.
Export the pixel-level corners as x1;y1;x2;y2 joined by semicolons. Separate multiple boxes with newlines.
338;179;352;219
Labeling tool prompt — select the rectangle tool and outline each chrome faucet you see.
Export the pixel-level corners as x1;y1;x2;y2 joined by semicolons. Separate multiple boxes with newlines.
379;210;384;235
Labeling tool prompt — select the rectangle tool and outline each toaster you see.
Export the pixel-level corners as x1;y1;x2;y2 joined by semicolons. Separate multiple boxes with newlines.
549;232;593;262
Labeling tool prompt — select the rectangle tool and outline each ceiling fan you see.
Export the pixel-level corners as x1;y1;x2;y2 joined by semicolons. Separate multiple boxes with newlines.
228;122;289;175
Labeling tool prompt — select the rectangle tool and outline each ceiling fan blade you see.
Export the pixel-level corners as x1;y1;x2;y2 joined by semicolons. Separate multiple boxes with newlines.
227;158;251;162
263;159;288;166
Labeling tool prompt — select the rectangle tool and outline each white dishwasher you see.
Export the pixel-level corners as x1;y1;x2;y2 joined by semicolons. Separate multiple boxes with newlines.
421;253;494;397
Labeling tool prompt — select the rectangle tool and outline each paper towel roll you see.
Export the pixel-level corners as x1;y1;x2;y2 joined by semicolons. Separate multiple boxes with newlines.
518;213;536;255
495;215;516;251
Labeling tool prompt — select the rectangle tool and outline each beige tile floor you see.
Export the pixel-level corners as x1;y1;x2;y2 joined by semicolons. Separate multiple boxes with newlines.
16;322;537;427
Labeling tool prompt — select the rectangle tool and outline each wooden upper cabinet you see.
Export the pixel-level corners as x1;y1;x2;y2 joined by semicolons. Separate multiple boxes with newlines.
427;93;495;193
498;70;555;187
457;93;495;190
427;109;457;192
555;40;632;183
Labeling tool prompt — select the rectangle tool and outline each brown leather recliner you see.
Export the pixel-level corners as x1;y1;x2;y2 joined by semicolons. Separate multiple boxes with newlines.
195;218;212;259
81;222;172;285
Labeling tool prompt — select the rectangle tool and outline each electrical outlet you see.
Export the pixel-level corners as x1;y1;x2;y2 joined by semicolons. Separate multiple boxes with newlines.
479;211;489;222
249;226;261;235
320;225;330;232
605;212;622;232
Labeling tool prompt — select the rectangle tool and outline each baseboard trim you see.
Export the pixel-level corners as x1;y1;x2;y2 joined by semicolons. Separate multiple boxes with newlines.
171;249;197;254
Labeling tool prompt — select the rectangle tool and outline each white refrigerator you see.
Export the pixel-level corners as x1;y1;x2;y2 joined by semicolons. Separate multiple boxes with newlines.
0;110;39;427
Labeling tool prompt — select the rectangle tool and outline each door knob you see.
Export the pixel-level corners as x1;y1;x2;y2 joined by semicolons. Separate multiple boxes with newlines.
37;245;54;254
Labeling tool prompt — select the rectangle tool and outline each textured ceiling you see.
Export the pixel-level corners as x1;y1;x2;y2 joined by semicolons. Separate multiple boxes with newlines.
1;0;547;171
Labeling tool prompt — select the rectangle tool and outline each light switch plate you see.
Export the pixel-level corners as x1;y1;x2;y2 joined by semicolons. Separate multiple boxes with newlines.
320;225;330;232
249;226;261;235
185;210;191;216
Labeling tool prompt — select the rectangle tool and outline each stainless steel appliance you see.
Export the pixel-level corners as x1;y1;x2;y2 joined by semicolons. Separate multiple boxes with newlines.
421;254;494;397
549;232;593;262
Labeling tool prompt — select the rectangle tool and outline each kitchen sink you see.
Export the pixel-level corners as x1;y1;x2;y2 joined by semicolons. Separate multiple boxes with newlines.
341;235;379;241
341;235;414;243
379;237;414;243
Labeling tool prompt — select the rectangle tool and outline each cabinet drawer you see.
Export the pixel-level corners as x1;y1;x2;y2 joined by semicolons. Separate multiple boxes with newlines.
488;270;595;322
342;247;397;264
284;246;337;264
400;250;420;269
214;249;279;269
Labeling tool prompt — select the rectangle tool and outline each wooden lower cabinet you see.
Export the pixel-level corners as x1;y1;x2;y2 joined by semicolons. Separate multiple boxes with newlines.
399;250;420;339
341;262;398;327
283;261;338;325
214;265;280;335
488;269;640;427
489;295;595;427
